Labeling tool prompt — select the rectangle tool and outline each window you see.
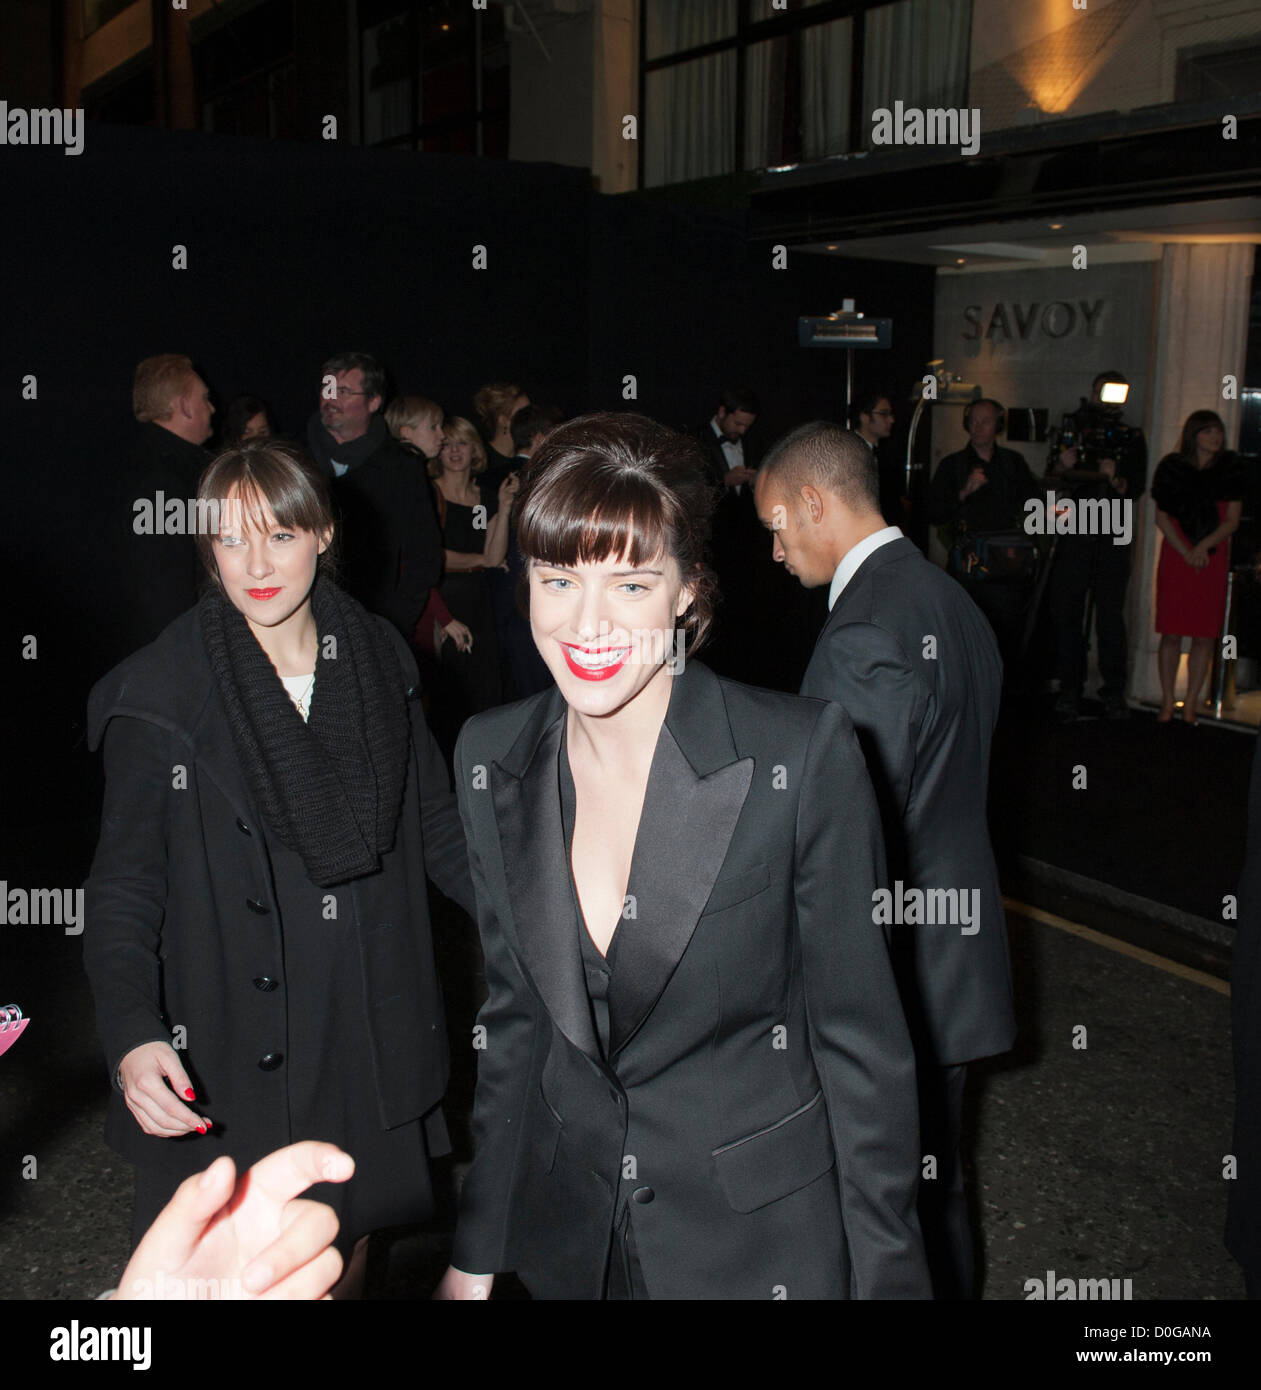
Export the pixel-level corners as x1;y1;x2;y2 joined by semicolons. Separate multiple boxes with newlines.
81;0;135;39
195;0;297;141
360;0;509;156
640;0;973;188
1176;43;1261;105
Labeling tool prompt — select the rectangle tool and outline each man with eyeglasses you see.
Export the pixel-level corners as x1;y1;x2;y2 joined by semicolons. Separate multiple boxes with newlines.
306;351;442;639
855;388;909;527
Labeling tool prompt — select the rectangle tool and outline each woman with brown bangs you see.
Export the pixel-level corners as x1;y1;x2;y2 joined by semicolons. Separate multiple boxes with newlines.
434;413;928;1300
83;439;474;1296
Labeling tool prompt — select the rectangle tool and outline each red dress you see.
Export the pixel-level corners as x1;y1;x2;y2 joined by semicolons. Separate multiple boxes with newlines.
1155;501;1232;638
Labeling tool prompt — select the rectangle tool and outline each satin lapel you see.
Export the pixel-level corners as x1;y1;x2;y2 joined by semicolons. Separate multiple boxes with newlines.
490;711;601;1062
607;663;754;1058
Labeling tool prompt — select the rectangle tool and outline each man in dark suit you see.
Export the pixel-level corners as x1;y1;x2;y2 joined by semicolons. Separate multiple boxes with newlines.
693;388;761;684
692;385;810;687
122;354;216;650
306;351;442;640
854;386;909;527
756;422;1017;1299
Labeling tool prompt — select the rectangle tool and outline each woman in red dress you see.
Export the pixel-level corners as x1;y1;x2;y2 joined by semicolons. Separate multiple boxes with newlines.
1152;410;1244;724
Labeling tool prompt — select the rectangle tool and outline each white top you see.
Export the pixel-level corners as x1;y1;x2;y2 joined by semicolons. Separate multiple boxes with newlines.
280;672;316;723
827;527;903;611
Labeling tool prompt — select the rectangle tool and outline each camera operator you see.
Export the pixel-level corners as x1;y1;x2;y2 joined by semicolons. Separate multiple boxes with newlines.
1046;370;1147;722
928;398;1041;676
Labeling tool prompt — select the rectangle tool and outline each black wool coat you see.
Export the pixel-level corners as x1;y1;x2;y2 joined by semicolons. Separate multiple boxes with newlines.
119;422;210;651
82;606;474;1171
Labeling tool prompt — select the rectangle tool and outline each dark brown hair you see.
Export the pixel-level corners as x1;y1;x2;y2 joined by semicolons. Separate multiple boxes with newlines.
473;381;525;436
513;412;718;653
1177;409;1227;464
194;440;336;588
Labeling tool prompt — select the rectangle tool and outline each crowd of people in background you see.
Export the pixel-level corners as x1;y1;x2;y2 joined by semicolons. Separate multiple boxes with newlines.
119;352;1252;765
120;353;1247;748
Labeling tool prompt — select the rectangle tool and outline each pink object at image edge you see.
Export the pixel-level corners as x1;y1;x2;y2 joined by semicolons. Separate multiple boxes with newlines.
0;1018;29;1058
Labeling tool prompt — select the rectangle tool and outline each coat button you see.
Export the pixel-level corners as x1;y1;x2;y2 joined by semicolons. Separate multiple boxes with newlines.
245;898;269;914
631;1186;654;1204
258;1052;284;1071
405;685;420;700
253;977;278;992
236;818;251;836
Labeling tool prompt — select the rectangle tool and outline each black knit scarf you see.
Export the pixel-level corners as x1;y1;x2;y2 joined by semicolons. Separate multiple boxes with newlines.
199;575;410;887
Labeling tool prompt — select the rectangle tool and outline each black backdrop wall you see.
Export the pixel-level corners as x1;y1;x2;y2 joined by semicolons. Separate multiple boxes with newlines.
0;121;933;829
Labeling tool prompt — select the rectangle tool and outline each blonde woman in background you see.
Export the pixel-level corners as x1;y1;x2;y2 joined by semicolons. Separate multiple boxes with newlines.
385;395;473;661
427;416;519;749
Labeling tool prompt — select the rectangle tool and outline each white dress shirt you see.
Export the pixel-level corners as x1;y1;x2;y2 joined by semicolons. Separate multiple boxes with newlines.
711;416;746;493
827;527;903;611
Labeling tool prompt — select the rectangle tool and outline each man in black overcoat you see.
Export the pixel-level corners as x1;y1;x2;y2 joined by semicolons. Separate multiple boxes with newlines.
122;354;215;650
306;351;442;640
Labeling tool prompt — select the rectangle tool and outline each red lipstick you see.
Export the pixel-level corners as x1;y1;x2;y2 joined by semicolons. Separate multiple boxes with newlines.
246;588;281;601
560;642;629;682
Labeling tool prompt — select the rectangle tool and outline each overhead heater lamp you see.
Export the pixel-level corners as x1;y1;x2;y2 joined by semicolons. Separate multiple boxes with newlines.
798;301;893;429
904;360;981;495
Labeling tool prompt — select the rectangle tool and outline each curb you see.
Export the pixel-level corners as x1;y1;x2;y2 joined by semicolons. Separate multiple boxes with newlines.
1015;855;1234;950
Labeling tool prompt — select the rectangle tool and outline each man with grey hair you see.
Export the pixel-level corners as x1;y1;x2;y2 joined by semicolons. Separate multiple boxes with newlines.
755;422;1016;1300
306;351;441;639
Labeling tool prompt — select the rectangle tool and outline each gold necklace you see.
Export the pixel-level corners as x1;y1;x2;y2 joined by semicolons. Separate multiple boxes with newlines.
293;674;316;719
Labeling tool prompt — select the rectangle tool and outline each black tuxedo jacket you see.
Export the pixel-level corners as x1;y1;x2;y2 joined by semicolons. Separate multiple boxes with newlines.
451;658;929;1299
692;421;759;541
800;537;1016;1067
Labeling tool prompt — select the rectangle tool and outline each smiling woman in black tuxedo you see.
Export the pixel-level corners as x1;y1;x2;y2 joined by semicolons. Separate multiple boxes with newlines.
432;413;928;1301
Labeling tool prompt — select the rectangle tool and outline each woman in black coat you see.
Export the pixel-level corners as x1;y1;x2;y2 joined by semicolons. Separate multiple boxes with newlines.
83;440;474;1293
433;414;927;1300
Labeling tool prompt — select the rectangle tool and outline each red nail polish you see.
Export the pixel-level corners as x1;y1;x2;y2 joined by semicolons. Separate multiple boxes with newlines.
185;1088;196;1100
203;1119;212;1130
196;1123;207;1134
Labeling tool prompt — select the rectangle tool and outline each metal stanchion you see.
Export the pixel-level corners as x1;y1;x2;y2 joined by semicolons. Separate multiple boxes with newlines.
1209;569;1241;719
